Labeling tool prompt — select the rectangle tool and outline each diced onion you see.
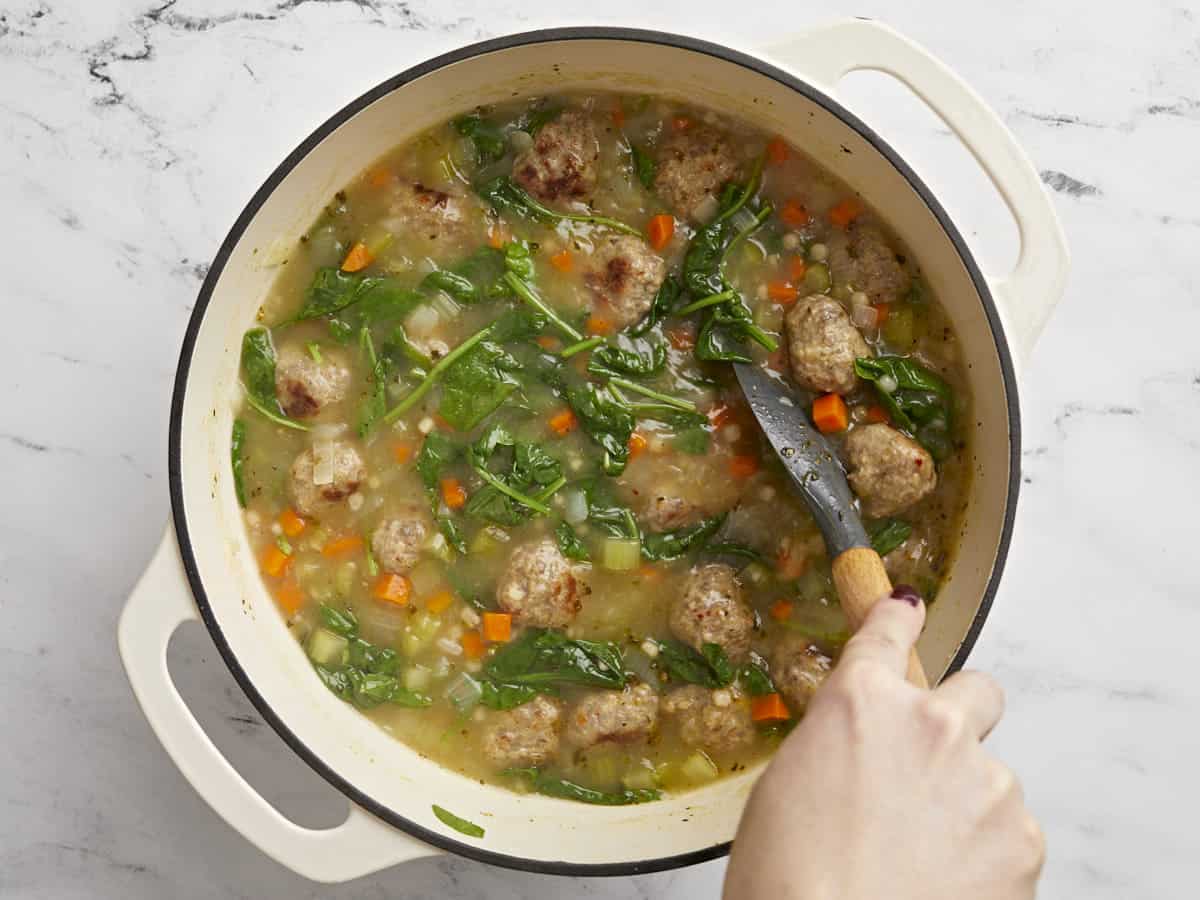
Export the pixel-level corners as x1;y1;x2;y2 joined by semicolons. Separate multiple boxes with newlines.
712;689;732;708
444;672;481;711
563;489;589;524
879;374;899;394
406;304;439;338
808;242;828;262
312;423;347;439
410;560;443;596
437;636;464;657
431;293;460;321
404;666;431;692
312;438;335;485
680;750;719;784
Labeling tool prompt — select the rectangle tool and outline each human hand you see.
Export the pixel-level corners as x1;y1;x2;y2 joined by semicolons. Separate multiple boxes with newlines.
724;587;1044;900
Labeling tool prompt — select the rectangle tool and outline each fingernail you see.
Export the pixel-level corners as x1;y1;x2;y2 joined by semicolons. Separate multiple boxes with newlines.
890;584;922;607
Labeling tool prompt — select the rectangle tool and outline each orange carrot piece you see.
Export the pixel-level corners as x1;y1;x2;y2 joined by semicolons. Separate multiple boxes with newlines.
393;442;414;465
779;199;810;229
767;280;799;304
461;631;486;660
482;612;513;642
549;250;574;273
275;580;305;615
788;255;808;282
371;572;411;606
278;507;307;538
812;393;849;434
666;327;695;351
729;455;759;479
367;168;393;189
536;335;560;350
487;224;509;249
260;544;291;578
751;693;791;722
611;104;626;128
769;599;794;622
872;302;890;325
586;316;612;336
865;404;890;425
671;115;692;131
646;214;675;251
340;241;373;273
766;137;790;164
829;198;863;229
627;431;648;460
321;535;363;558
548;409;577;437
707;403;734;429
425;589;455;614
638;564;663;582
440;477;467;510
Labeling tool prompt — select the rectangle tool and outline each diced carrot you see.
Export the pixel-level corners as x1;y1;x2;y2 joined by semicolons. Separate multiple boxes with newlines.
777;543;809;580
275;580;305;615
487;224;509;249
440;478;467;509
812;393;849;434
611;104;626;128
779;199;810;229
788;255;807;282
393;442;414;465
278;507;307;538
367;168;393;189
482;612;513;643
425;589;455;614
321;535;364;558
461;631;486;660
647;214;675;251
671;115;692;131
707;403;734;429
586;316;612;336
767;280;799;304
873;302;890;325
829;198;863;229
769;599;794;622
536;335;560;351
627;431;648;460
548;409;577;437
372;572;411;606
638;564;663;582
866;404;890;425
433;413;454;432
666;326;695;351
260;544;291;578
729;455;759;479
340;241;373;273
549;250;574;273
766;137;790;164
751;693;791;722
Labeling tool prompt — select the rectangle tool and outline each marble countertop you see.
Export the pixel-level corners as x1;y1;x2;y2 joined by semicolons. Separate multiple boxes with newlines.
2;1;1197;897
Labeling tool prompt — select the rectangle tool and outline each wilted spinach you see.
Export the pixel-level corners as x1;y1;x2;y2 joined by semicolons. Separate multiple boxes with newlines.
356;327;390;437
854;356;955;460
240;328;309;431
230;419;248;507
312;604;431;710
566;382;636;475
485;629;626;690
475;176;639;235
653;639;734;689
587;339;666;378
629;275;681;337
464;423;565;525
503;768;660;805
630;143;656;190
453;113;507;166
868;518;912;556
554;521;591;562
437;340;521;431
640;514;726;562
293;268;422;324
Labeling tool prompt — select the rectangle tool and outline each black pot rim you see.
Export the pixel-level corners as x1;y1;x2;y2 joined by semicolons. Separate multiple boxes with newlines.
168;25;1021;878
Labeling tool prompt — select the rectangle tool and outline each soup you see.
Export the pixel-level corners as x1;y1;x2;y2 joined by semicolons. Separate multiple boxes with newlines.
233;92;970;809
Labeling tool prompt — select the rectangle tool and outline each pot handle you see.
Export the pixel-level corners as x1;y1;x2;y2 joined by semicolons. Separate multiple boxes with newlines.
118;526;439;882
765;19;1069;365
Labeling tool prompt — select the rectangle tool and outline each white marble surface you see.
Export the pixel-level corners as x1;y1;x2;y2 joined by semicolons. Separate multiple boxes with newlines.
2;0;1197;897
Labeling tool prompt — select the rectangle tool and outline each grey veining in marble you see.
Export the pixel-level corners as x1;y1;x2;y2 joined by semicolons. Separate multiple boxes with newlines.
2;1;1198;897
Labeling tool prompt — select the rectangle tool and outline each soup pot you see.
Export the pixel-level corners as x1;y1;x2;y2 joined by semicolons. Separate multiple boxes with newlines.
119;21;1067;881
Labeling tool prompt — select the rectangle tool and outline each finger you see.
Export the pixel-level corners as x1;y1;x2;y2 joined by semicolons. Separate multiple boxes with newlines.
935;670;1005;739
838;585;926;676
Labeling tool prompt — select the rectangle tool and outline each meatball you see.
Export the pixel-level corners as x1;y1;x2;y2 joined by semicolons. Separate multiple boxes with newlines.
785;294;870;395
386;182;478;250
288;442;365;517
512;110;599;205
653;125;739;222
845;424;937;517
481;695;562;769
644;495;701;532
669;564;755;663
495;539;581;628
771;636;832;713
582;235;666;329
371;515;427;575
274;345;351;419
662;685;754;753
827;223;910;305
565;684;659;748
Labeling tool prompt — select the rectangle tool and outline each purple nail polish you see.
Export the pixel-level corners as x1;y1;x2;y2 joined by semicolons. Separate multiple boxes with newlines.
890;584;922;606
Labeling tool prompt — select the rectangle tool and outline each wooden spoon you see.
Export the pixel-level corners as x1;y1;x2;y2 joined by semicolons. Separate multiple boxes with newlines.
734;363;928;688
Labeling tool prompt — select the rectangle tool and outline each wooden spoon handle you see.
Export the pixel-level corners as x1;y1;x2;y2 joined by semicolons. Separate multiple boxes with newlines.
831;547;929;689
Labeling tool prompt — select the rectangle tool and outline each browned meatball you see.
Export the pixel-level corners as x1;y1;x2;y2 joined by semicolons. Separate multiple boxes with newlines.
653;125;739;222
481;694;562;768
771;636;832;713
288;442;365;517
669;564;755;663
512;110;599;205
370;515;427;575
827;223;911;305
662;685;754;753
274;345;351;419
582;235;666;329
565;684;659;748
845;424;937;517
785;294;870;395
621;454;741;532
386;182;479;252
495;539;581;628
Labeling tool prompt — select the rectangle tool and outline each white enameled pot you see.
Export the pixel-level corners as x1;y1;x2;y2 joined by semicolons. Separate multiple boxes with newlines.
119;21;1068;882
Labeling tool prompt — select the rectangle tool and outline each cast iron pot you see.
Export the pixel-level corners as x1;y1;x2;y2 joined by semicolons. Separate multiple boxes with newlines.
119;20;1068;882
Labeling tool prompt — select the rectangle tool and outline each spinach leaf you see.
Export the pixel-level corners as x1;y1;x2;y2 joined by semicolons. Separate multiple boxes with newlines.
380;323;433;370
475;176;639;235
416;432;460;491
854;356;955;459
437;340;520;431
437;516;467;555
555;521;591;562
580;479;640;539
356;327;390;437
240;328;310;431
420;270;478;304
420;247;508;304
700;541;766;565
566;383;636;475
630;143;656;189
629;275;681;337
311;606;431;710
504;768;660;805
652;639;734;688
740;657;776;696
587;340;666;378
453;113;506;166
522;104;562;135
231;419;248;507
869;518;912;556
479;678;546;710
488;306;548;343
485;629;626;689
641;514;726;562
319;604;358;636
432;804;485;839
464;424;564;526
294;268;421;323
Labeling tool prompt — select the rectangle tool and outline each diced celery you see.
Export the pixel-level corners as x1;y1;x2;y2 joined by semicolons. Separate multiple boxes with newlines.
882;305;915;350
621;765;660;792
679;750;719;784
334;561;357;599
306;628;348;668
410;560;443;597
470;526;510;555
402;610;442;657
444;672;482;712
600;537;642;572
803;262;830;293
404;665;432;693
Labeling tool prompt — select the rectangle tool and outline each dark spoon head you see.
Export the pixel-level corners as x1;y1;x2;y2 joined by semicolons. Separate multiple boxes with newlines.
733;362;868;557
